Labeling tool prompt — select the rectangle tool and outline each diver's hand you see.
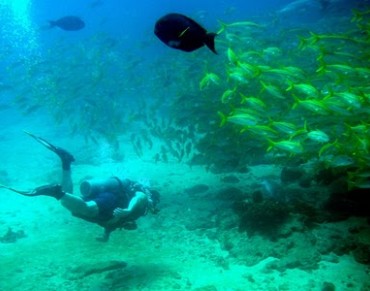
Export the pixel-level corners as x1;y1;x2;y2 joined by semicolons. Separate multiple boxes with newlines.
113;208;130;218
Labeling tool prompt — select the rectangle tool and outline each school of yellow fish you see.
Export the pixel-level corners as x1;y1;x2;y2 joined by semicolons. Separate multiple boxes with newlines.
199;9;370;189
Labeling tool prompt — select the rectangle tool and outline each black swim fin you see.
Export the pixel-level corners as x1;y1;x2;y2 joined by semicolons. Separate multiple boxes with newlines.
0;184;36;195
0;184;65;200
24;130;75;170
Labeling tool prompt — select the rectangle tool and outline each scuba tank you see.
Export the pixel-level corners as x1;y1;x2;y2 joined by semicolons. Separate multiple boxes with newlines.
80;177;126;199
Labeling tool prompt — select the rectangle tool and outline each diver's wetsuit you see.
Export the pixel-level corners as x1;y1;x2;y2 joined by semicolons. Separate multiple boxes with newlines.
73;179;150;241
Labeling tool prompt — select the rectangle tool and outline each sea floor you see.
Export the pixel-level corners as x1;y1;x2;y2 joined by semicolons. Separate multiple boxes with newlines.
0;115;369;290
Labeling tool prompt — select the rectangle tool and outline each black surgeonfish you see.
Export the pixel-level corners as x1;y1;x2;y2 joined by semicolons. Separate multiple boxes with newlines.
154;13;217;54
49;16;85;31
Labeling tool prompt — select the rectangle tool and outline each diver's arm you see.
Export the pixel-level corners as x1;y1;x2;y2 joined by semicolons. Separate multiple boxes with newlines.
113;191;147;218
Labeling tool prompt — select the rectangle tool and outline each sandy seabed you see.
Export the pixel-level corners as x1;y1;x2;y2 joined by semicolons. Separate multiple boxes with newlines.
0;121;369;291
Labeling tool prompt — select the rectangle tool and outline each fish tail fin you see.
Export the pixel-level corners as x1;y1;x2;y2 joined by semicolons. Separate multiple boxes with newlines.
298;36;309;50
205;32;217;54
316;60;328;75
266;138;275;152
217;111;227;127
48;20;57;29
259;80;268;94
291;94;300;110
318;139;338;157
39;21;55;31
240;93;247;104
216;21;228;34
286;80;294;91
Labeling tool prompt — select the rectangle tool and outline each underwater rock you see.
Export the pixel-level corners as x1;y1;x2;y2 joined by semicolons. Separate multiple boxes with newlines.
251;190;264;203
348;225;367;235
353;243;370;265
193;285;217;291
314;229;356;257
221;225;323;270
235;198;290;237
220;175;240;184
315;168;344;186
260;179;286;202
216;186;245;201
0;227;26;243
298;174;312;188
208;157;249;174
184;184;209;196
292;200;322;227
280;166;305;184
278;217;306;238
324;188;370;221
321;282;336;291
276;245;321;271
328;177;349;195
185;217;215;231
189;153;208;166
215;209;239;230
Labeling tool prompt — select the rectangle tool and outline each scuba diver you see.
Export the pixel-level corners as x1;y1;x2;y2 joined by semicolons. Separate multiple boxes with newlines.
0;131;160;242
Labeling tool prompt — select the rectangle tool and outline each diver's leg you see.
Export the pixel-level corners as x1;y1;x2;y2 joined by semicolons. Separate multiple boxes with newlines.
58;148;74;193
25;132;76;192
60;194;99;218
62;170;73;193
25;132;75;192
6;183;99;218
57;148;75;172
42;141;75;193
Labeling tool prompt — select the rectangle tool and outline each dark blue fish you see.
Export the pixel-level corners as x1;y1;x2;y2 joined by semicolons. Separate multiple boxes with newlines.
49;16;85;31
154;13;217;54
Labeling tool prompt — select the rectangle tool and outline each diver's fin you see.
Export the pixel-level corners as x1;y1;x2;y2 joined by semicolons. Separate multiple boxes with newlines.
24;130;75;170
23;130;59;152
0;184;65;200
0;184;37;196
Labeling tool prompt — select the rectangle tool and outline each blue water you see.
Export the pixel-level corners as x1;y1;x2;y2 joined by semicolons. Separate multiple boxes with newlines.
1;1;370;290
1;0;289;63
1;0;365;118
